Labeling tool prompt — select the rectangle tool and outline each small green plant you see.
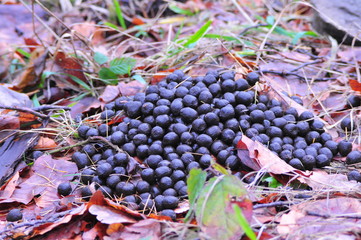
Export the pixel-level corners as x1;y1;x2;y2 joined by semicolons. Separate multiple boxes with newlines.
186;168;255;240
262;174;283;188
94;52;137;83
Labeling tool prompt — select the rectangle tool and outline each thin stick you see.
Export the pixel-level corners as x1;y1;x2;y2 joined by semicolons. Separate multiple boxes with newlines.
0;105;48;119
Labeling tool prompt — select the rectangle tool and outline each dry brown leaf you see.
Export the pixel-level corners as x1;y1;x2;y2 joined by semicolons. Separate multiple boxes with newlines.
0;114;20;130
88;205;137;224
278;197;361;239
237;135;307;175
300;169;361;192
113;219;162;240
33;136;58;150
0;155;77;205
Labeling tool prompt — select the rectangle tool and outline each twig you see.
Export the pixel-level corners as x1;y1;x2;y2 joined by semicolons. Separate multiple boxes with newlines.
290;59;324;72
306;211;361;219
33;105;71;112
0;105;48;119
253;201;296;210
257;70;337;82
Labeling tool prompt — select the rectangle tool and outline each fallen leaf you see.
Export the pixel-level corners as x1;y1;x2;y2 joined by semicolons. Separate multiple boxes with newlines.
33;137;58;150
88;205;137;224
118;81;146;96
300;169;361;192
0;155;77;205
237;135;306;175
11;49;47;91
278;197;361;239
349;79;361;92
99;85;120;103
0;85;32;108
54;51;87;84
195;175;252;240
0;132;39;187
0;113;20;130
114;219;162;240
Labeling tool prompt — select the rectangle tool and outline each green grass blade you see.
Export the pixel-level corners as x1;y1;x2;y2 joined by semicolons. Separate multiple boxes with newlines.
31;94;40;107
184;20;212;48
113;0;127;29
67;74;92;92
104;22;119;30
233;205;257;240
169;4;194;16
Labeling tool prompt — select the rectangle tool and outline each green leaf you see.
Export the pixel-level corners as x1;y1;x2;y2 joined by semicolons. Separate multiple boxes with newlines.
204;34;242;43
263;176;282;188
184;20;212;48
132;74;147;84
266;15;275;25
233;205;257;240
103;22;119;30
99;67;118;80
169;4;194;16
31;94;40;108
195;175;250;240
94;52;108;65
212;163;230;175
184;168;207;222
109;57;136;75
113;0;127;29
67;74;92;92
291;31;318;45
16;48;31;58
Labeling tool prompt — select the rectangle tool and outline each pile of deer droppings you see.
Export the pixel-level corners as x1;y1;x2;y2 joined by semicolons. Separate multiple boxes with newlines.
64;70;359;220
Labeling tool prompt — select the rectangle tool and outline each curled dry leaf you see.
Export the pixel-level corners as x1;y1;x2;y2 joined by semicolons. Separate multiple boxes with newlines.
278;197;361;239
237;135;307;175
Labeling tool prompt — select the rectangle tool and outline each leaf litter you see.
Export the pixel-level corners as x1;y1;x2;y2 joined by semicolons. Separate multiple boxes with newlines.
1;0;361;239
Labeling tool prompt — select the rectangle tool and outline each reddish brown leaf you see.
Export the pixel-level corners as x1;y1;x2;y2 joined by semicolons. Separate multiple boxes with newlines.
118;81;146;96
24;38;40;53
0;155;77;206
11;50;47;91
33;137;58;150
54;52;87;84
349;79;361;92
0;114;20;130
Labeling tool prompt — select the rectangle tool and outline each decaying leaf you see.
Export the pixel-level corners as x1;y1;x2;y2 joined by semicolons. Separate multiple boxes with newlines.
195;175;252;240
109;219;161;240
0;132;39;187
89;205;137;224
237;135;305;175
0;155;77;206
278;197;361;239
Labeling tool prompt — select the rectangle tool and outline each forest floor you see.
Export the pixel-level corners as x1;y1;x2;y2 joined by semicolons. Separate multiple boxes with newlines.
0;0;361;239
